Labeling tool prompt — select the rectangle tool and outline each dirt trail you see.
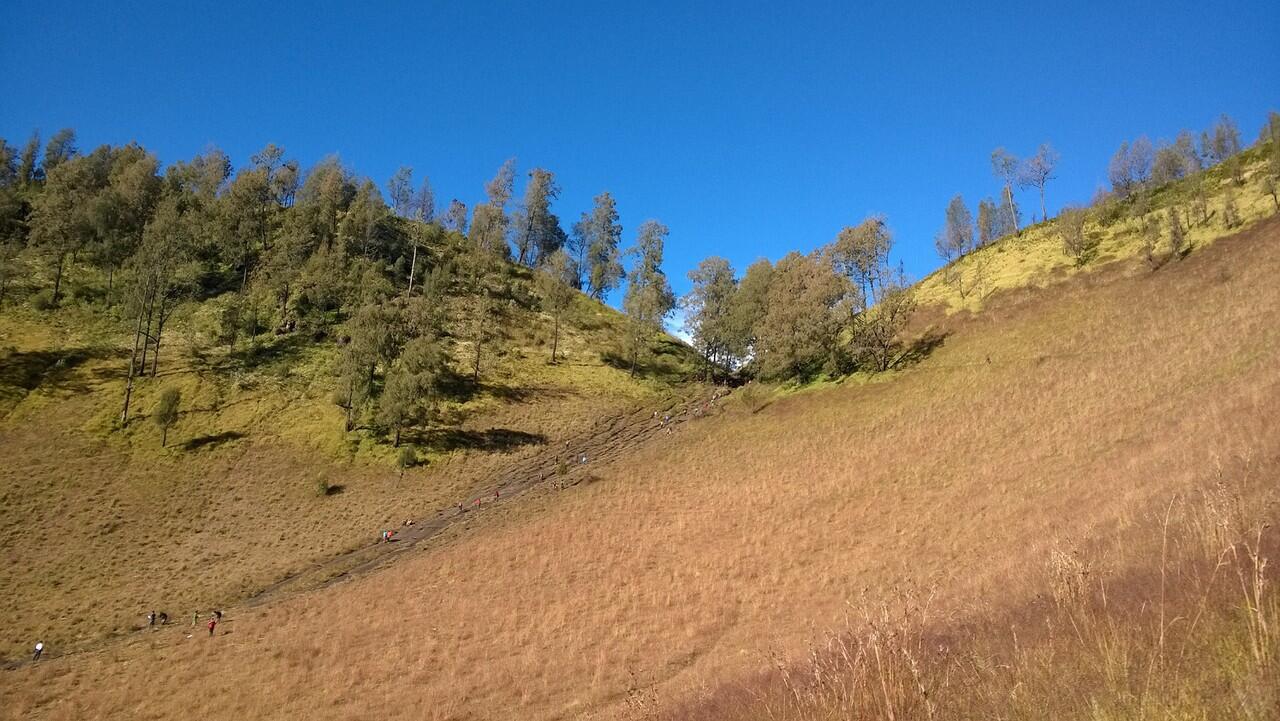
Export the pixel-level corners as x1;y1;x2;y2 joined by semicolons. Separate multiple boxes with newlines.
246;386;730;603
6;385;731;669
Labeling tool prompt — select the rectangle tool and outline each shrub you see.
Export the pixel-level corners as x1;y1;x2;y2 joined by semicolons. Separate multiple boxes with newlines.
397;446;418;471
30;289;56;311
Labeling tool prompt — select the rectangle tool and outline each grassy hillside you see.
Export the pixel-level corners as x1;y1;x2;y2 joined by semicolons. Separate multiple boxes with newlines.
0;237;703;661
3;197;1276;721
914;140;1278;312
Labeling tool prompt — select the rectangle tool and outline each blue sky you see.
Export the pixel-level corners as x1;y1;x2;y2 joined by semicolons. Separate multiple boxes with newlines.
2;0;1277;315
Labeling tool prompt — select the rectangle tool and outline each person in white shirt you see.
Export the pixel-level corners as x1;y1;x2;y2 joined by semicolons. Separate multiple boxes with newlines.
32;641;43;662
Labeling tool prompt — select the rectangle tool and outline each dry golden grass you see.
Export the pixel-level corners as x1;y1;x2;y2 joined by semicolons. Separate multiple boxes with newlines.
3;204;1278;719
0;287;693;662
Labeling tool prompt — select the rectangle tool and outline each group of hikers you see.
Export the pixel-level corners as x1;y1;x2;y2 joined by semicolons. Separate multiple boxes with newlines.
29;609;223;663
145;608;223;637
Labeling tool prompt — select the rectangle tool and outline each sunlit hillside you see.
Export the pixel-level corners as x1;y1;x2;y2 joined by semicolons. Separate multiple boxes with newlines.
0;237;703;661
4;196;1277;721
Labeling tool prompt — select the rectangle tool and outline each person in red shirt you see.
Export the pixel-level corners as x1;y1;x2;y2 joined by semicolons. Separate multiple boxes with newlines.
207;617;217;637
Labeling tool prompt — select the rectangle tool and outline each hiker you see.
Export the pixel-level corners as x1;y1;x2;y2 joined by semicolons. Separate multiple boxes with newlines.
158;612;168;625
494;489;500;500
32;641;43;662
207;617;217;637
192;612;198;626
580;454;587;464
214;610;223;622
147;611;156;627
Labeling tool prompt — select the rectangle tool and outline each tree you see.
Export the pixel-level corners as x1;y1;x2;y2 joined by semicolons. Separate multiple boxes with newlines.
936;196;977;297
1167;208;1186;259
443;199;467;233
0;139;17;187
387;166;413;217
1140;214;1160;268
1222;186;1240;228
724;258;773;367
1018;143;1059;221
90;145;162;303
411;177;435;222
1108;141;1134;196
622;220;676;376
937;195;975;260
581;191;624;300
1151;143;1190;186
336;301;403;431
17;131;41;185
1057;206;1089;264
1174;130;1202;173
513;168;564;265
537;249;578;363
470;159;516;257
829;215;890;307
377;334;445;447
976;197;1003;246
1209;114;1241;163
29;154;104;304
991;148;1021;233
42;128;77;176
754;251;847;380
847;266;916;372
682;256;737;378
151;387;181;447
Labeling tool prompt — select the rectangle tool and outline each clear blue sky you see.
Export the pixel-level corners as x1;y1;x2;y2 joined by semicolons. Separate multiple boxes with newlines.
2;0;1277;311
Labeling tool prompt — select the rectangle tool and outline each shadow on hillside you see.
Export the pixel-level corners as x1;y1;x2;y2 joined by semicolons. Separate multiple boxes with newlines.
412;427;547;454
0;346;124;402
892;330;949;370
601;337;692;383
180;430;246;452
232;334;312;370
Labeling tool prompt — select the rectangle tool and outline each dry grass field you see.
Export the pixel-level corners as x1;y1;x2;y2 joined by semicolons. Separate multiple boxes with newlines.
0;285;699;662
3;197;1277;719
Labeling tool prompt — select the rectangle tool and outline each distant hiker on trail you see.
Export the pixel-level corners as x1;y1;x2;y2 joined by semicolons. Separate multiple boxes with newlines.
147;611;156;627
214;610;223;622
32;641;43;661
207;617;217;637
494;489;500;500
192;612;198;626
158;612;168;625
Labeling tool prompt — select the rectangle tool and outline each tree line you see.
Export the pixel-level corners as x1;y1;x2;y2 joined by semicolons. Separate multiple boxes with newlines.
0;132;682;445
928;111;1280;296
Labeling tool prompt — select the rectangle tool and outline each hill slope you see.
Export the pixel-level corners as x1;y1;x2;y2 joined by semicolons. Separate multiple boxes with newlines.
4;203;1277;719
0;243;702;661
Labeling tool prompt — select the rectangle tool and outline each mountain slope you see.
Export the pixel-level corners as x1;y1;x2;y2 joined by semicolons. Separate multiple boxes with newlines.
4;207;1277;719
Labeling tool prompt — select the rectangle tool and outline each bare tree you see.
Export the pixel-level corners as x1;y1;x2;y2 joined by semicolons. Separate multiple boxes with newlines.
1018;143;1059;222
991;148;1020;233
1057;206;1089;265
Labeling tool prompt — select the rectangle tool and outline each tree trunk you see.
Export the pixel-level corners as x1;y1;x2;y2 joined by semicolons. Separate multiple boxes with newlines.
139;295;155;371
52;252;66;305
1039;185;1047;223
1004;184;1019;233
550;313;560;363
151;297;168;377
106;266;114;306
406;243;418;297
473;338;482;382
393;427;401;447
120;296;149;426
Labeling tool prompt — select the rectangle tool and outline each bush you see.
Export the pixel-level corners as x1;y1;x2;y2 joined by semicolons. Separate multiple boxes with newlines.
30;289;56;311
397;446;418;471
314;477;330;497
